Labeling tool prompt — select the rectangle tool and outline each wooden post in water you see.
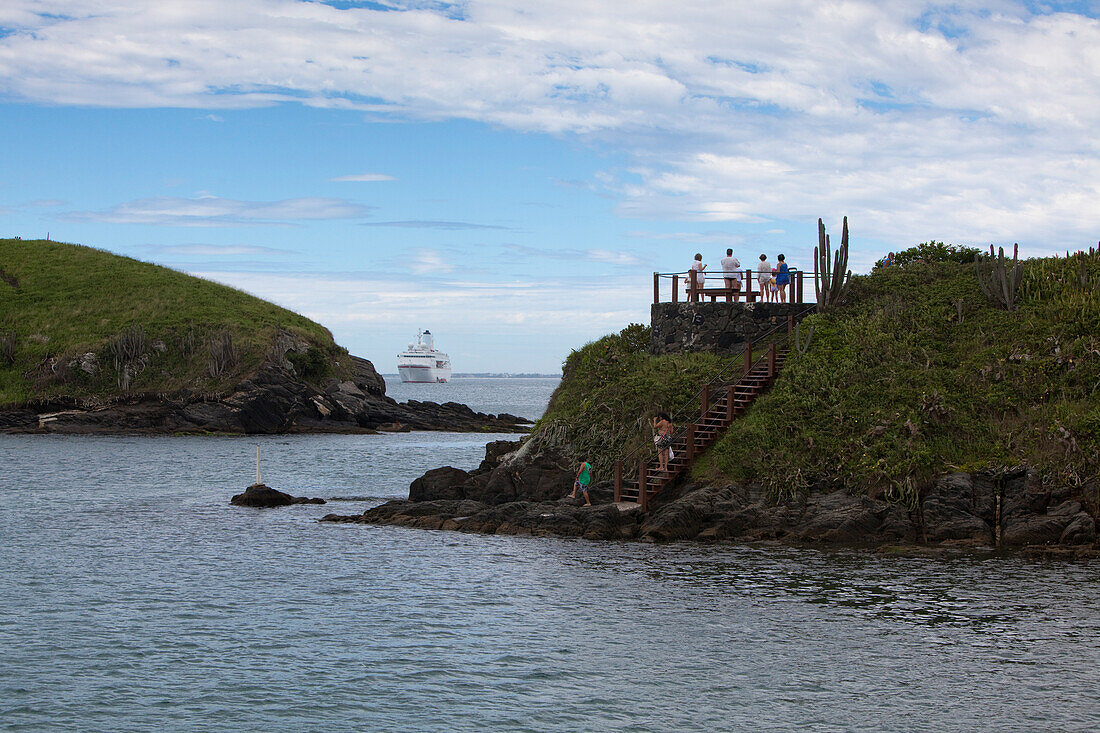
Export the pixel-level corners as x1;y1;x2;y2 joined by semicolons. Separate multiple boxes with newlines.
638;458;649;511
255;444;262;485
672;274;679;303
744;341;753;375
614;461;622;502
768;343;777;377
653;273;660;304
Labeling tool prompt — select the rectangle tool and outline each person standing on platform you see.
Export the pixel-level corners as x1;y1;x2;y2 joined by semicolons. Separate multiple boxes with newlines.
775;253;790;303
689;253;707;302
757;253;771;301
721;248;742;301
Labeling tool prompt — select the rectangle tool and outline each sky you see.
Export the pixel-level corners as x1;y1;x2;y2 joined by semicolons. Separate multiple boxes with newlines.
1;1;1098;373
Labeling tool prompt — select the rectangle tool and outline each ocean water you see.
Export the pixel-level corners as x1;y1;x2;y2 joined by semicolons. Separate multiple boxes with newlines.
2;379;1099;732
383;376;560;421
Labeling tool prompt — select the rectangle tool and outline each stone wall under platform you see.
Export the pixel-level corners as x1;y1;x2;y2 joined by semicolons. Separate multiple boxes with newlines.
650;302;806;355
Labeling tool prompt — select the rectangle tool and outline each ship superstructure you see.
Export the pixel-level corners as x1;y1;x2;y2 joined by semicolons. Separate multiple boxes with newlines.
397;330;451;383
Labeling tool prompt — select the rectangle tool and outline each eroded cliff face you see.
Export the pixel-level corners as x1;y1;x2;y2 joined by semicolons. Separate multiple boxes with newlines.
2;354;527;434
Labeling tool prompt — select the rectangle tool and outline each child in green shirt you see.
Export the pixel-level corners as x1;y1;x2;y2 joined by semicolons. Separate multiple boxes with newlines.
569;461;592;506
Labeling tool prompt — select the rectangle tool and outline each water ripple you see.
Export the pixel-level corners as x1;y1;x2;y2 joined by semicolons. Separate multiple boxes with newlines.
1;433;1098;732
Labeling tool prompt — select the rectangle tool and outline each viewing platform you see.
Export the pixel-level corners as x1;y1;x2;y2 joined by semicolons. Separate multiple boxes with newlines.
653;269;808;304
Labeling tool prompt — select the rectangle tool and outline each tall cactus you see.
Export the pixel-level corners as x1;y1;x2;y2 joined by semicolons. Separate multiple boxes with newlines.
975;243;1022;311
814;216;851;312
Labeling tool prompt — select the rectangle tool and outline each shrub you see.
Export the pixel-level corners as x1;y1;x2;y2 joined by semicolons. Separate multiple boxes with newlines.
287;345;331;383
877;241;981;268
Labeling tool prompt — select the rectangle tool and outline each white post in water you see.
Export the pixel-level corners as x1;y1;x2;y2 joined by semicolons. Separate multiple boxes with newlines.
255;444;262;485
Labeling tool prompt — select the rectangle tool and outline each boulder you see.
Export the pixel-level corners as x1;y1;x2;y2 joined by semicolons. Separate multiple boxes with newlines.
797;490;913;544
230;483;325;507
921;473;993;543
1060;512;1097;545
409;466;470;502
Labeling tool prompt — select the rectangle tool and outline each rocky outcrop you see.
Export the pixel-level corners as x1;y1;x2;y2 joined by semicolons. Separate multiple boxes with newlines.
5;354;529;435
323;498;643;540
231;483;325;507
326;453;1097;554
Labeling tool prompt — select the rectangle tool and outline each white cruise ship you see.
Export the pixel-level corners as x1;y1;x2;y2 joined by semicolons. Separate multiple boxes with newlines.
397;330;452;383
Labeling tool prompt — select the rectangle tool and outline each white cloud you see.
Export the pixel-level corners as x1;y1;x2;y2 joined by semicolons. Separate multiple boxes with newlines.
330;173;397;182
64;195;372;226
410;248;455;274
1;1;1098;246
147;243;296;256
193;267;652;370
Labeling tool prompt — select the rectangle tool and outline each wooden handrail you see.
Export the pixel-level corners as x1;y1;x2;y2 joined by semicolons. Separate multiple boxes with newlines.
653;268;824;304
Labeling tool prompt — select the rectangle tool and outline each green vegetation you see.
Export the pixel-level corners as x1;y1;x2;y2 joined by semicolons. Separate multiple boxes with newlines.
697;252;1100;504
536;249;1099;503
875;240;981;268
533;324;727;477
0;238;349;406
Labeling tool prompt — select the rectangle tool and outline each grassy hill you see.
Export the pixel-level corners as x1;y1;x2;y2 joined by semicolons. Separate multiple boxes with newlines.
0;238;349;406
534;248;1100;504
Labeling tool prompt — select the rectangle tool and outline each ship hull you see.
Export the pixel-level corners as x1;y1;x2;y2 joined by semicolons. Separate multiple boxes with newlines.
398;365;451;383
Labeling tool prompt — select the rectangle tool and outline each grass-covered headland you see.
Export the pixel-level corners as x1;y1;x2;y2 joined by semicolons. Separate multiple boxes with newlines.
535;246;1100;506
0;238;349;407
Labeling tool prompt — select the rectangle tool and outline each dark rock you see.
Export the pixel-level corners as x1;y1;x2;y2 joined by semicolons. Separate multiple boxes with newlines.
797;491;912;544
230;483;325;507
3;352;530;435
1060;513;1096;545
323;497;643;540
409;466;470;501
921;473;992;543
1003;500;1082;546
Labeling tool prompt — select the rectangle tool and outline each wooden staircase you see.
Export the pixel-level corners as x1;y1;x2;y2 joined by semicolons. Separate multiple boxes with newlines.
614;342;789;510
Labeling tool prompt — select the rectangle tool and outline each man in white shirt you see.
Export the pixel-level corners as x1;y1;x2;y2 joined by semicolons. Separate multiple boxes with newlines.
721;248;742;301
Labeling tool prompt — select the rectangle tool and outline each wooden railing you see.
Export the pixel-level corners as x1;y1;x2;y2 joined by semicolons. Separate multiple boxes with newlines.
653;268;808;304
612;305;817;509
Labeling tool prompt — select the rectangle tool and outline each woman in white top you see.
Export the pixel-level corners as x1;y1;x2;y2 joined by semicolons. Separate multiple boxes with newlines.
689;253;706;301
757;254;771;300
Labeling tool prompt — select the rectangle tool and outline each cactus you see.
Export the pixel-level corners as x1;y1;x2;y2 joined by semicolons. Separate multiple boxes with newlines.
975;243;1023;311
794;321;815;355
814;217;851;312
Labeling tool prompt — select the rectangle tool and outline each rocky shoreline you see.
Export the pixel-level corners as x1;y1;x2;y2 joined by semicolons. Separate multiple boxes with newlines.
321;441;1099;558
0;355;528;435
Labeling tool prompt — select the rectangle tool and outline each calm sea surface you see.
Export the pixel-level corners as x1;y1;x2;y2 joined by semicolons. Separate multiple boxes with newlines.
2;379;1099;732
383;376;560;421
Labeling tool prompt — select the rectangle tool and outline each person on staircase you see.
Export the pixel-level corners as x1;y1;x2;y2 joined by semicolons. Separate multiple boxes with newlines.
653;412;674;474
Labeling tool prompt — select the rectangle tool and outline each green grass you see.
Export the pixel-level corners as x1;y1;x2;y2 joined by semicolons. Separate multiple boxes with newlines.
532;323;730;478
532;250;1100;502
0;238;348;406
694;253;1100;504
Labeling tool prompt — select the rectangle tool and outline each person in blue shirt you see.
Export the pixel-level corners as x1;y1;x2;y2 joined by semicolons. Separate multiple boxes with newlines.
569;461;593;506
775;253;790;303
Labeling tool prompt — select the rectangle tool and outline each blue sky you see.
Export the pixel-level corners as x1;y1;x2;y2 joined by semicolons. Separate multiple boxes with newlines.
2;1;1098;372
